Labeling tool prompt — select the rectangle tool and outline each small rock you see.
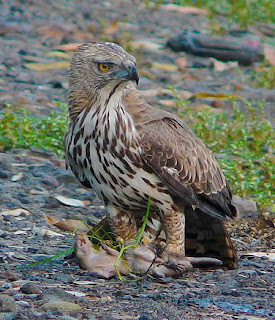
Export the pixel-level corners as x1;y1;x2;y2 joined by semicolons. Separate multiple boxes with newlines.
123;295;133;300
0;294;18;312
13;294;25;301
16;300;31;307
221;289;241;297
11;313;30;320
0;169;9;179
2;283;12;290
41;177;59;187
21;282;42;294
26;247;38;254
56;173;77;184
232;195;258;218
48;80;64;89
139;315;154;320
41;300;82;312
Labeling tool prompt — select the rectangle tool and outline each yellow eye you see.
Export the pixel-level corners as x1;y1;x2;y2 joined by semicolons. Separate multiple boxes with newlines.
98;63;110;72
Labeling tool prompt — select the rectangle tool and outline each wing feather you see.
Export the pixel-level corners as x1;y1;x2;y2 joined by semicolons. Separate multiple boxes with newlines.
124;95;236;219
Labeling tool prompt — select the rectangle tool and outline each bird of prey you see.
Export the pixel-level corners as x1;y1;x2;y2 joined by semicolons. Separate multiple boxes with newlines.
65;42;237;277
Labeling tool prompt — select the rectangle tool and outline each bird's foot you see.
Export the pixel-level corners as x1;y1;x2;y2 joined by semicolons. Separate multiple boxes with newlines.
75;236;223;279
75;235;130;278
124;242;192;277
150;244;223;278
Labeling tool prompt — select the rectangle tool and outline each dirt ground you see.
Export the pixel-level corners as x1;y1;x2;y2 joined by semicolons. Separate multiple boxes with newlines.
0;1;274;319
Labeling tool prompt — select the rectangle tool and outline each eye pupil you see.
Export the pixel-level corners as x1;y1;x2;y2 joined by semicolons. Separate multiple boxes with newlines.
99;63;110;71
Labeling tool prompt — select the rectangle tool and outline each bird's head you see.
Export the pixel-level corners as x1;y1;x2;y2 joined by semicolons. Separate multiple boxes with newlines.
69;42;139;95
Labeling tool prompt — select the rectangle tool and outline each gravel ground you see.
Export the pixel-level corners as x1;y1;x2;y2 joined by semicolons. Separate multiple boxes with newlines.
0;1;274;319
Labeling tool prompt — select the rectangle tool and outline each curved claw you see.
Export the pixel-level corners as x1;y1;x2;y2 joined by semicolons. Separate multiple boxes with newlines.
126;243;193;277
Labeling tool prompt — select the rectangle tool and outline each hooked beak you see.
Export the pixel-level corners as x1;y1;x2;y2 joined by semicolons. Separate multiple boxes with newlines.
126;65;139;85
115;65;139;85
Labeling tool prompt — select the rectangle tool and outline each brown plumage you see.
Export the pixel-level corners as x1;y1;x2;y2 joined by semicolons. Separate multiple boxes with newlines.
66;42;237;276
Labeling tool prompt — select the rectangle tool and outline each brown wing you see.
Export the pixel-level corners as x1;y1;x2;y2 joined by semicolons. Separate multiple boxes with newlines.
124;92;236;220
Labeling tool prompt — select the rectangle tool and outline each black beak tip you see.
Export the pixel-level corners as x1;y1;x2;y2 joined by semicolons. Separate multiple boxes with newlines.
128;66;139;86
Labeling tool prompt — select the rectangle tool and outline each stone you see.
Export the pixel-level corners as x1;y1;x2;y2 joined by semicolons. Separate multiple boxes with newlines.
0;294;18;312
232;195;258;219
21;282;42;295
16;301;31;307
0;169;9;179
41;300;82;312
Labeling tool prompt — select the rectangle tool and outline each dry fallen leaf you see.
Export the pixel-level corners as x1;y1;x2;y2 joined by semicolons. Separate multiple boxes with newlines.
73;280;99;285
159;99;177;108
210;58;238;72
0;208;31;217
45;51;71;59
45;214;90;233
32;226;64;238
13;230;28;235
161;4;208;15
194;92;242;100
65;290;86;297
139;69;156;79
193;104;225;114
152;62;178;72
130;40;162;52
104;19;119;35
44;214;59;225
242;252;275;261
55;195;85;207
55;43;83;52
25;61;70;71
11;172;23;182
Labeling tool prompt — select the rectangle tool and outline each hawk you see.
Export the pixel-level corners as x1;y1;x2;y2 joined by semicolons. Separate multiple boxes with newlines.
65;42;237;277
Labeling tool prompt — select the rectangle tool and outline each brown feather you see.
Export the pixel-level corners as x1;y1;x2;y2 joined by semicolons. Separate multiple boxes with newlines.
123;90;236;220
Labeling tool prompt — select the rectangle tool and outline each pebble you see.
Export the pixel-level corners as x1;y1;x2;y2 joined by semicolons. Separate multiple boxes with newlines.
221;289;241;297
41;177;59;187
21;282;42;294
11;313;30;320
139;315;155;320
2;283;12;289
123;295;133;300
16;300;31;307
0;169;9;179
41;300;82;312
0;294;18;312
232;195;258;218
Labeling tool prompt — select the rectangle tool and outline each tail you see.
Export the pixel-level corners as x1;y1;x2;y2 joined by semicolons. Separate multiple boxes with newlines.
184;208;237;269
143;209;237;269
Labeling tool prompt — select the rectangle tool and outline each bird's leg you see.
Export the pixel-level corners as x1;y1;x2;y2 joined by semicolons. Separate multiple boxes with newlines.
161;209;186;254
106;206;138;241
150;209;193;277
